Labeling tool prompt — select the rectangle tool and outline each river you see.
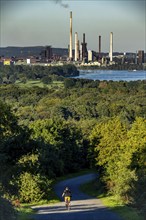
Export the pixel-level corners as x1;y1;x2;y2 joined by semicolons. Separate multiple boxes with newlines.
74;70;146;81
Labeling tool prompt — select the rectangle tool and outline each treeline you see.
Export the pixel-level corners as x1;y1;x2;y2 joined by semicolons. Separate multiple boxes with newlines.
0;72;146;218
1;79;145;124
90;117;146;216
0;64;79;84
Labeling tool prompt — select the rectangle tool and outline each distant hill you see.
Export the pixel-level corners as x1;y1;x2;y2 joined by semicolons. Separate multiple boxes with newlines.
0;46;68;58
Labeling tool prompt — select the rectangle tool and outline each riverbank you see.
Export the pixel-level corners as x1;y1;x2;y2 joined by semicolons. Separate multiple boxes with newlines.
77;63;145;71
74;69;146;81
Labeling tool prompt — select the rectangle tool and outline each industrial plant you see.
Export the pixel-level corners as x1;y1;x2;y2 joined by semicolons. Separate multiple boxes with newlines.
0;11;145;67
67;11;145;67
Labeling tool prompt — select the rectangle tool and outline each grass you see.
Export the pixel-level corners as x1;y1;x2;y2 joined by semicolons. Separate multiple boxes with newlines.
80;180;144;220
17;206;34;220
15;79;64;89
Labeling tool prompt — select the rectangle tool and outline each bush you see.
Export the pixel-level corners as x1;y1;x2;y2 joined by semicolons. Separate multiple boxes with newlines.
19;172;44;202
41;76;52;84
64;78;76;88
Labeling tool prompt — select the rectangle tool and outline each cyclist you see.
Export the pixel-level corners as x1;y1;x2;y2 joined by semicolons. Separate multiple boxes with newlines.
62;187;72;209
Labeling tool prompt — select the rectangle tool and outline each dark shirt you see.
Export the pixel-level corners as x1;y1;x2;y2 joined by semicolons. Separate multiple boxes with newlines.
63;189;71;197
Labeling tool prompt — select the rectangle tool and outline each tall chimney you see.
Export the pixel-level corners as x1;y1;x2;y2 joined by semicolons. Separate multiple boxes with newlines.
109;32;113;62
69;11;73;60
99;35;101;54
83;33;85;44
75;32;79;61
81;33;87;61
77;40;80;60
80;44;82;61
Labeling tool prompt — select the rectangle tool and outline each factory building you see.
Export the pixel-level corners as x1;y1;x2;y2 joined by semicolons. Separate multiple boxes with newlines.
88;50;93;62
40;46;52;62
0;58;14;65
138;50;144;64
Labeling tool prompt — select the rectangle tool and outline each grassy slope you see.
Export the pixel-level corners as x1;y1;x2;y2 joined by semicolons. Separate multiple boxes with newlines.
80;180;144;220
15;80;64;89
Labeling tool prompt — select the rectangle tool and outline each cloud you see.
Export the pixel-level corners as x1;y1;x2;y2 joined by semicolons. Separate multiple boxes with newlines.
53;0;68;8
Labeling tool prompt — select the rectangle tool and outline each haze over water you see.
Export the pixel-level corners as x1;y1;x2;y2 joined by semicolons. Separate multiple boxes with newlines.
74;70;146;81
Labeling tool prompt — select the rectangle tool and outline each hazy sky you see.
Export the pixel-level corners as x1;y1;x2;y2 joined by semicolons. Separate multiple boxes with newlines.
0;0;146;52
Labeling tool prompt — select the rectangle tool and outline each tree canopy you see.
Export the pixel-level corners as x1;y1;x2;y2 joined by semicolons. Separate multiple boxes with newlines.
0;66;146;218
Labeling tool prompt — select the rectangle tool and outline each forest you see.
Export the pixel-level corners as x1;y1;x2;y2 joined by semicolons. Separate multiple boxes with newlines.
0;65;146;219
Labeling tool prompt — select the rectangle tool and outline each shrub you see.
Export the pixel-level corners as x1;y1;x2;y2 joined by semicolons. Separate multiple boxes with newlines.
41;76;52;84
19;172;44;202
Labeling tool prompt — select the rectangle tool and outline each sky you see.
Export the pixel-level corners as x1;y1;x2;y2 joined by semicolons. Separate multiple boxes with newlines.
0;0;146;53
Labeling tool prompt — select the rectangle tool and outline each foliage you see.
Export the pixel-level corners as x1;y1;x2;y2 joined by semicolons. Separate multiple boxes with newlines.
90;117;137;201
81;180;144;220
0;100;18;139
0;71;146;218
0;64;79;83
18;172;51;203
41;76;52;84
127;118;146;216
17;153;40;174
29;118;85;175
89;116;146;216
0;101;22;196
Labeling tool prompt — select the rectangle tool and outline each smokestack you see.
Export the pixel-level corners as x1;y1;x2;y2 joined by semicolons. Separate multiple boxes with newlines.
81;33;87;61
83;33;85;44
80;44;82;61
99;35;101;54
109;32;113;62
75;32;79;61
77;40;80;60
69;11;73;60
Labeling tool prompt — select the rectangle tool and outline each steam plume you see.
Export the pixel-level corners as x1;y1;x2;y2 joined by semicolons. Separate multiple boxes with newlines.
53;0;68;8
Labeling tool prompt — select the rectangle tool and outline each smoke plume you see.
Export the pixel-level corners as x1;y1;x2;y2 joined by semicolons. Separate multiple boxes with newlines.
53;0;68;8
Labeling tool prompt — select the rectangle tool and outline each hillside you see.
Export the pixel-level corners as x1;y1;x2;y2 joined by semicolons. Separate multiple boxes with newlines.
0;46;68;58
0;71;146;219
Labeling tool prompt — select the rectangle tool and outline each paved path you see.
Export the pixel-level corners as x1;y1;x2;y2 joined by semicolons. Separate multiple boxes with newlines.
31;173;123;220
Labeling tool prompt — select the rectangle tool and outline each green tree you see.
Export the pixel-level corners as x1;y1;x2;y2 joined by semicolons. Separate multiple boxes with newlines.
127;117;146;170
0;76;3;84
64;78;76;88
29;118;84;174
90;117;137;201
41;76;52;84
0;100;39;199
127;117;146;213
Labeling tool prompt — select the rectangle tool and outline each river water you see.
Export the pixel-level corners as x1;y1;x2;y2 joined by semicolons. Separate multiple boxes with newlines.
74;70;146;81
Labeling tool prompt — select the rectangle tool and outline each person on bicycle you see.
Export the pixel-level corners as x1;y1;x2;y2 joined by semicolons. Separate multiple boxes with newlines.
62;187;72;209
